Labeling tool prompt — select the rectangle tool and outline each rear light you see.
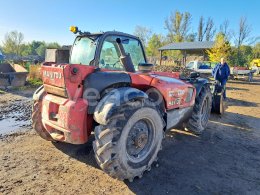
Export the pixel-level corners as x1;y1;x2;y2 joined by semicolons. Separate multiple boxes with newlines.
71;67;78;75
185;88;194;102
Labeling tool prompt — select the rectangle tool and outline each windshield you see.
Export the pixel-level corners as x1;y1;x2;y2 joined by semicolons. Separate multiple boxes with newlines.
99;35;146;71
70;37;97;65
122;37;146;70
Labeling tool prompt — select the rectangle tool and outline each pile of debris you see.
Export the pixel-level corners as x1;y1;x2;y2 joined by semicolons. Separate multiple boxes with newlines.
0;99;32;122
153;65;193;78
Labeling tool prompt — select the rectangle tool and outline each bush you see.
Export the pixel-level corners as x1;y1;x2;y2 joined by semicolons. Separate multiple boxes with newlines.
27;78;43;87
28;64;41;80
25;64;42;89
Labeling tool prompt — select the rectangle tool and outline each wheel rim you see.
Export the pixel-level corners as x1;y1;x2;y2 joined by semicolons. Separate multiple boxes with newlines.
201;96;210;127
126;118;155;163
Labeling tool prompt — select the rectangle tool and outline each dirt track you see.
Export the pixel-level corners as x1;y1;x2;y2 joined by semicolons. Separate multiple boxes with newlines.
0;77;260;194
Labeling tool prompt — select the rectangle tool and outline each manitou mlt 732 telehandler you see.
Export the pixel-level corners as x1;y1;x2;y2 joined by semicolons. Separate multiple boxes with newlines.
32;26;213;181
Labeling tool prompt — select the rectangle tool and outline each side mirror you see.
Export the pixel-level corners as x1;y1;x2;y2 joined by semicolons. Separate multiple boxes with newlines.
138;63;154;73
190;72;200;78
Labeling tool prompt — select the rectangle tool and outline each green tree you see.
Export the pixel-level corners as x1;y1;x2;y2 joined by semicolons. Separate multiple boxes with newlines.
35;43;46;57
47;42;60;49
206;33;231;62
197;16;216;41
165;10;192;42
230;45;253;66
240;45;253;65
2;31;24;55
133;25;152;48
219;19;231;40
205;17;216;41
234;17;251;48
186;33;196;42
146;34;164;57
20;44;32;56
252;42;260;58
233;17;252;65
30;41;44;55
198;16;205;41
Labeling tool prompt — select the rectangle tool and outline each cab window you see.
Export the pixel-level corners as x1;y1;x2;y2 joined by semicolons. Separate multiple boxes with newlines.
121;38;146;69
99;36;124;70
70;37;97;65
99;35;146;71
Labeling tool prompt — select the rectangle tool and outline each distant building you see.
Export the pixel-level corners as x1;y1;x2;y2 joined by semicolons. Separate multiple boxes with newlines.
158;41;214;65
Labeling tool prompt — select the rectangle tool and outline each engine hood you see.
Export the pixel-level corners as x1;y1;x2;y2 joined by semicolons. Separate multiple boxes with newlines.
151;74;187;85
149;74;195;109
152;71;180;79
129;71;195;110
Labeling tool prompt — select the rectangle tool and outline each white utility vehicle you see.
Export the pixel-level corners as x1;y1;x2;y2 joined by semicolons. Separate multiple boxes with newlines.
186;61;217;74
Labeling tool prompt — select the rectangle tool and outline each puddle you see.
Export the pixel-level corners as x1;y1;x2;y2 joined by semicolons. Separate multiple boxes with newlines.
0;111;31;135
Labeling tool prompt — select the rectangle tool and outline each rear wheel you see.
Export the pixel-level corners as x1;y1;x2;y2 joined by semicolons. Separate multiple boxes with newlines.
32;101;54;141
93;100;164;181
186;85;212;134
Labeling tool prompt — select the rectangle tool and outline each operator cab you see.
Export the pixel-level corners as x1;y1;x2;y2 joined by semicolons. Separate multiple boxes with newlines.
69;28;148;73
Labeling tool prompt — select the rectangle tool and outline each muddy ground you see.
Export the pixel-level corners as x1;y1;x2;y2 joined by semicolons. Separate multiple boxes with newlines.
0;77;260;195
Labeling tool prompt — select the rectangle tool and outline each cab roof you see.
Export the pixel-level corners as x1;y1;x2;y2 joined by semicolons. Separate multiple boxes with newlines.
77;31;140;40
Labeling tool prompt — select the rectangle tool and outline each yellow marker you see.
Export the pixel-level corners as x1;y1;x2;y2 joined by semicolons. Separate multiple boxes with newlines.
70;26;78;34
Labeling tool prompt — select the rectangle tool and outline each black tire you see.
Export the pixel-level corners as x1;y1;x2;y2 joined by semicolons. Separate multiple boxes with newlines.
32;101;54;141
212;94;224;114
93;100;164;181
186;85;212;134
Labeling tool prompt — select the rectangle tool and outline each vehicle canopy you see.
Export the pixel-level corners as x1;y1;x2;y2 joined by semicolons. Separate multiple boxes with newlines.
69;31;147;72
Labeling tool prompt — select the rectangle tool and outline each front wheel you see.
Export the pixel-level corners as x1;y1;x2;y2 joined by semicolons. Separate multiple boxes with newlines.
186;85;212;134
93;100;164;181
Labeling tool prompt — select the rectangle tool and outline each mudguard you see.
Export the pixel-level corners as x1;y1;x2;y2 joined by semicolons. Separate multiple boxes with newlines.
33;85;45;101
94;87;148;125
83;71;131;114
190;78;210;97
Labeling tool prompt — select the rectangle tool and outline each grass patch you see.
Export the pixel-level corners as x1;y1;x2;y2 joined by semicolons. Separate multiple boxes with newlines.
12;86;27;91
27;78;43;87
11;79;43;91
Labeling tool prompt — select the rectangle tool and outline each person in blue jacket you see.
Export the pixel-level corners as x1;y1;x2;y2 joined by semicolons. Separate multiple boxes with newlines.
212;57;230;99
